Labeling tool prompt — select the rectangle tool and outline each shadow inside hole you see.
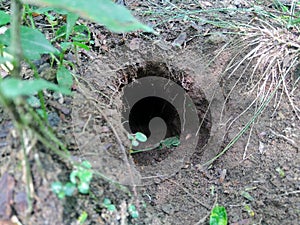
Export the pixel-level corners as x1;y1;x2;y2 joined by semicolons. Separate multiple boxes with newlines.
129;96;181;138
127;96;181;166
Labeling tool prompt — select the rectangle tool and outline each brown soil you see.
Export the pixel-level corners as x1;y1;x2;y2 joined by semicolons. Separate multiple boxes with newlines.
0;0;299;225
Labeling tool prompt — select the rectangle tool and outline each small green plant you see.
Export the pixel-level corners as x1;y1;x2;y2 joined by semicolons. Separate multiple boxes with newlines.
51;160;93;199
244;204;255;217
209;205;228;225
101;199;140;219
128;132;148;147
159;136;180;148
102;198;116;212
276;167;285;178
77;211;88;225
128;204;139;218
70;160;93;194
51;181;76;199
129;133;180;154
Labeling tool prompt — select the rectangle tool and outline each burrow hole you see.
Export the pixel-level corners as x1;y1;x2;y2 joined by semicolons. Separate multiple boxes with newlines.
117;61;211;166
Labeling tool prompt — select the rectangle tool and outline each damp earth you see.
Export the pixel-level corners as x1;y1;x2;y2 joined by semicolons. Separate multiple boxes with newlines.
0;0;299;225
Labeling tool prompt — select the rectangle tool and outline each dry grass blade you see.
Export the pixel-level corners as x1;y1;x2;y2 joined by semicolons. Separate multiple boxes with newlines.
225;18;300;121
207;16;300;163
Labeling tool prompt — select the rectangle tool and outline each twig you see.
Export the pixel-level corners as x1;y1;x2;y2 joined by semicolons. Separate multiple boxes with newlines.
93;102;140;206
166;178;210;210
280;190;300;196
194;194;218;225
269;128;299;150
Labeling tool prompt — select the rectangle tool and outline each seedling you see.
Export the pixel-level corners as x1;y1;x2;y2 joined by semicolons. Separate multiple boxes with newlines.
101;199;140;219
209;205;228;225
128;204;139;218
244;204;255;217
129;134;180;154
102;198;116;212
77;211;88;225
51;160;93;198
128;132;147;147
276;167;285;178
70;160;93;194
51;181;76;199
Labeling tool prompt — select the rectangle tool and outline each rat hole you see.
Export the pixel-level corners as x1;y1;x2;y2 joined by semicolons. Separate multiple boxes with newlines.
128;96;181;165
119;61;211;167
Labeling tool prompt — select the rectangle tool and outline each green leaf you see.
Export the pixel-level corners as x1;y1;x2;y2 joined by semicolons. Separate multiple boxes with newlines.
106;204;116;212
63;182;76;196
128;204;139;218
162;136;180;148
0;56;11;64
73;42;90;51
127;133;134;140
135;132;147;142
275;167;285;178
103;198;112;206
240;191;254;201
27;95;41;108
132;140;139;147
210;205;228;225
72;25;90;43
55;25;67;40
77;182;89;194
102;199;116;212
56;66;73;89
22;0;154;33
77;211;88;225
60;42;73;51
51;182;66;199
66;12;79;40
0;78;71;99
51;181;63;194
78;170;93;184
0;26;59;60
70;170;79;184
81;160;92;169
57;191;66;199
0;10;10;26
36;108;47;119
291;17;300;25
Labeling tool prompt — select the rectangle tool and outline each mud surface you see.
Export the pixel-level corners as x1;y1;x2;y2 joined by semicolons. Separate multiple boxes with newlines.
0;0;299;224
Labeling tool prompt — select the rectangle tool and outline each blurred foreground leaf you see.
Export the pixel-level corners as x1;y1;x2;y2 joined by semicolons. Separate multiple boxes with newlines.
0;10;10;26
0;78;71;99
0;26;59;60
56;66;73;90
22;0;154;33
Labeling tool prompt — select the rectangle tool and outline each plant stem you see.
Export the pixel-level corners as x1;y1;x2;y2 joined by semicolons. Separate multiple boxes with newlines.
26;59;48;121
11;0;23;77
130;142;160;154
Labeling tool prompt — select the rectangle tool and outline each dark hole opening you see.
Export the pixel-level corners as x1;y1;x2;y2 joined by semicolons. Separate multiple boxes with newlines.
127;96;181;166
129;96;181;139
119;61;211;166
